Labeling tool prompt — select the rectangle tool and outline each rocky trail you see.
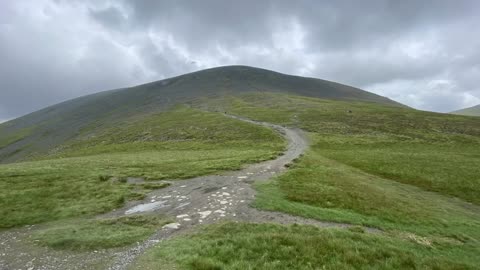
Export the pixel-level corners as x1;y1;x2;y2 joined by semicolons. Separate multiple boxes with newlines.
0;115;379;270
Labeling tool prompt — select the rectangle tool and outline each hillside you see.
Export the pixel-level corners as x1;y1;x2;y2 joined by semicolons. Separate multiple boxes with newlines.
0;65;402;163
1;67;480;269
451;104;480;116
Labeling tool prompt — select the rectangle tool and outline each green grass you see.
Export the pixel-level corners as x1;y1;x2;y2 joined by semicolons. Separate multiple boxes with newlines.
3;91;480;266
199;93;480;204
43;105;283;159
131;222;479;270
198;92;480;243
32;215;171;250
254;146;480;239
1;65;401;163
0;107;284;228
0;127;33;149
316;137;480;204
451;104;480;116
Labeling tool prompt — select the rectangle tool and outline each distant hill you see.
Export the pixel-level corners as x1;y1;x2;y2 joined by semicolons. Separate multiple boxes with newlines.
0;65;404;163
451;104;480;116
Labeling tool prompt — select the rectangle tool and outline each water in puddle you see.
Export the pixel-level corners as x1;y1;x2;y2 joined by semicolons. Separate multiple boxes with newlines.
125;200;168;214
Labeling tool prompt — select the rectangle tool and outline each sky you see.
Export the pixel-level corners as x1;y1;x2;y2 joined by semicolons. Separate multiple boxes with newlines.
1;0;480;122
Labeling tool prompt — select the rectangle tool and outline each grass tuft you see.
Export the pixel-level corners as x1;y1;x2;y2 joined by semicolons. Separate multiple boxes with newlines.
131;222;479;270
32;215;170;250
98;175;110;182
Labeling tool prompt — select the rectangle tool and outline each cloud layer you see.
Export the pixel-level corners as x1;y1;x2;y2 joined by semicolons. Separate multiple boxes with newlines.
1;0;479;120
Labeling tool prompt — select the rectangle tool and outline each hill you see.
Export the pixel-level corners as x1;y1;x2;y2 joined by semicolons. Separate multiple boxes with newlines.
0;65;402;163
451;104;480;116
1;66;480;269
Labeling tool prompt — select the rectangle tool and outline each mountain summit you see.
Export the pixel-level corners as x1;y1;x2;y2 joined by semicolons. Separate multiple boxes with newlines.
0;65;403;163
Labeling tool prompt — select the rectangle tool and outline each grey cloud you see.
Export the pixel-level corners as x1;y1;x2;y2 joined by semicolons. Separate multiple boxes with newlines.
136;37;198;78
115;0;479;53
89;6;128;32
299;0;479;52
1;0;480;120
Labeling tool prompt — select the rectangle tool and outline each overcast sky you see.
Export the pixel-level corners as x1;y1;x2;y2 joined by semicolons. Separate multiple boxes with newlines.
1;0;480;122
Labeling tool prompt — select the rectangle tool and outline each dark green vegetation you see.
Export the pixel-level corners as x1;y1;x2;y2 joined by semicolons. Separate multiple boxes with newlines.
41;106;282;160
451;104;480;116
0;127;32;149
193;92;480;267
202;92;480;203
204;93;480;213
131;222;479;270
0;107;284;228
32;215;171;250
254;148;480;237
0;65;400;163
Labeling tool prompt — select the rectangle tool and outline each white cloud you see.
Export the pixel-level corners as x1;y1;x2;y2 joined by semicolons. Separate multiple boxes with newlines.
368;78;480;112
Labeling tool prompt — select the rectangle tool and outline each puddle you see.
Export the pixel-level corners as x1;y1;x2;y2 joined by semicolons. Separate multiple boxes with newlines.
163;223;180;229
125;200;168;214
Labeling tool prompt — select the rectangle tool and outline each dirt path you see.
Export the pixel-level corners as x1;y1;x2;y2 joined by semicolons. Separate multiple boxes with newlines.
0;115;377;270
105;116;308;269
107;116;380;270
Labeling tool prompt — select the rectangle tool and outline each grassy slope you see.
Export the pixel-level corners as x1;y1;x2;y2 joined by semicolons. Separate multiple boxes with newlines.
3;88;479;266
0;65;401;163
132;222;478;270
254;147;480;238
0;127;33;149
0;107;284;228
135;92;480;268
451;104;480;116
40;105;282;160
196;92;480;204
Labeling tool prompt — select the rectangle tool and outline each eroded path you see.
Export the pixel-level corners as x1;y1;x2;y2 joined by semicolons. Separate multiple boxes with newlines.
106;116;310;269
0;115;375;270
107;116;380;270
